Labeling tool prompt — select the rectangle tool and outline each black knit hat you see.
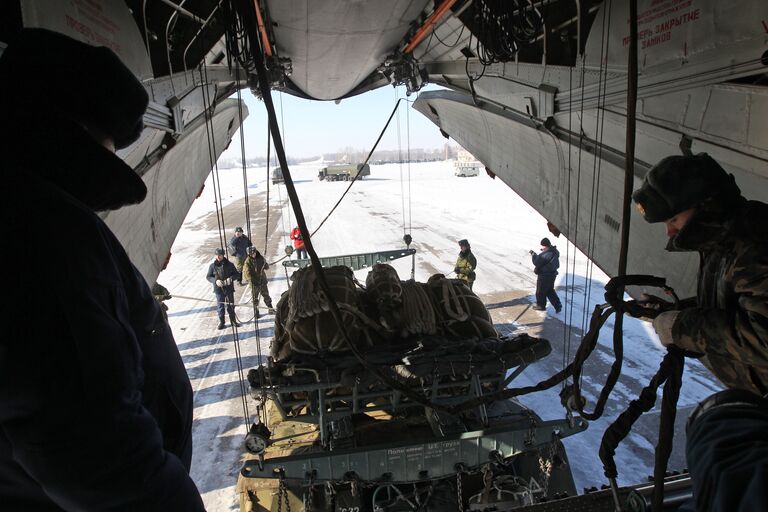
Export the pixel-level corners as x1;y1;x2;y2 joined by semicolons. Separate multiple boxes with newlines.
632;154;740;223
215;248;225;255
540;238;551;247
0;29;148;149
458;239;470;247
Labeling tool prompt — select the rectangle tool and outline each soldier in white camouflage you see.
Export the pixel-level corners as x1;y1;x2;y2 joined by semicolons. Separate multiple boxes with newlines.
633;153;768;511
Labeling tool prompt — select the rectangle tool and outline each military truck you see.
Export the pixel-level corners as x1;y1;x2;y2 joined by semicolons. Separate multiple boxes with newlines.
318;163;371;181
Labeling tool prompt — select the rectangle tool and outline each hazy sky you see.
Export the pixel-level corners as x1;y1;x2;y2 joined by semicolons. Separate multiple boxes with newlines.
220;84;453;160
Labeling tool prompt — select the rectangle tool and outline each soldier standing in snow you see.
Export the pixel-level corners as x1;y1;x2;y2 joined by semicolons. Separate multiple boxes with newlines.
243;246;275;318
207;248;241;329
228;226;252;284
633;153;768;511
454;239;477;290
0;29;203;510
530;237;562;313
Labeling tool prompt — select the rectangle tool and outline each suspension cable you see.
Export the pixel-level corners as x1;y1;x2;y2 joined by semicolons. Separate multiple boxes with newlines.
564;2;594;385
406;93;413;235
580;0;613;346
562;52;575;382
308;99;403;239
235;61;253;240
397;91;407;236
198;54;251;432
279;93;294;232
264;121;272;254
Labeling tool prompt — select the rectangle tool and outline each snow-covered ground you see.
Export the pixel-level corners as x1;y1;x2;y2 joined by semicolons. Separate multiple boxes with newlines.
158;160;721;511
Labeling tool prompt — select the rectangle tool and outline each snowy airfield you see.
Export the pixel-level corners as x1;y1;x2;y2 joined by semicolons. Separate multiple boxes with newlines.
158;160;722;511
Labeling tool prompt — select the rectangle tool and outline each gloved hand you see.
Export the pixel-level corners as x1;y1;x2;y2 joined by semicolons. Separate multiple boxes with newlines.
529;249;536;255
652;310;679;347
215;279;224;288
224;277;233;286
637;293;675;312
454;267;461;274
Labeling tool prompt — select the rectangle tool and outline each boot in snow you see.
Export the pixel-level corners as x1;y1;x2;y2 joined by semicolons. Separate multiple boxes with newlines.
229;313;241;327
217;318;225;330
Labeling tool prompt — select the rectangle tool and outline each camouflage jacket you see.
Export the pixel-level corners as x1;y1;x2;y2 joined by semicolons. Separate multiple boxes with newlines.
455;250;477;285
242;252;269;285
669;199;768;395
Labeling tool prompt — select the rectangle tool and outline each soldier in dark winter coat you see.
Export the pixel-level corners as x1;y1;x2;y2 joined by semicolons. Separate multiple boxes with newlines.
530;238;562;313
228;226;253;284
454;239;477;290
242;246;275;318
0;29;203;510
207;248;241;329
633;153;768;511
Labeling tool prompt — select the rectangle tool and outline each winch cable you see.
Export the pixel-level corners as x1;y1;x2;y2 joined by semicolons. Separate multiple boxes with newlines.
198;53;251;432
308;98;403;239
599;347;684;511
244;10;451;413
447;275;673;416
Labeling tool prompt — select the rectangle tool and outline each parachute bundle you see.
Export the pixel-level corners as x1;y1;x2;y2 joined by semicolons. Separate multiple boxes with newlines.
427;275;498;339
398;280;438;337
365;263;403;330
270;264;498;361
281;265;370;356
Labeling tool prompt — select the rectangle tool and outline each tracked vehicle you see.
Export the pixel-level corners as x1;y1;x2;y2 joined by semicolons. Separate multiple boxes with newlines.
237;263;587;511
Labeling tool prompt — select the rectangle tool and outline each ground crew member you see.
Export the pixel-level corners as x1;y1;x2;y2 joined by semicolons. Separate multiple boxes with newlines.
207;248;241;329
243;246;275;318
0;29;203;510
633;153;768;511
228;226;252;284
291;225;307;259
530;238;562;313
152;281;172;322
454;239;477;290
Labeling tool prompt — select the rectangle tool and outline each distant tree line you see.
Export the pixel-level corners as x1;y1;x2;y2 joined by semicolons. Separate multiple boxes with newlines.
217;144;458;169
323;144;457;164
